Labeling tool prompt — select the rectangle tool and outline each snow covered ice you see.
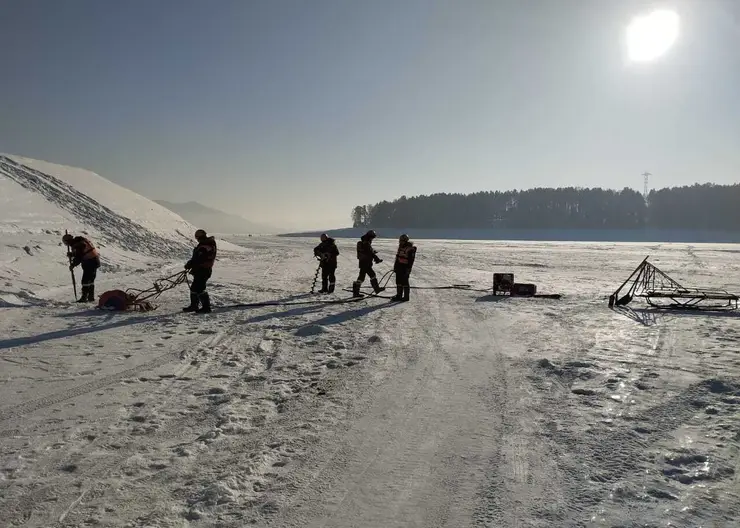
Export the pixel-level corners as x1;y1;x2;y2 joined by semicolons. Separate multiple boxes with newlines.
2;155;740;527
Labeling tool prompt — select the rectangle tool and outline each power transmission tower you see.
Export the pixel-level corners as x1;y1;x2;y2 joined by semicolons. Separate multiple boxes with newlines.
642;172;651;198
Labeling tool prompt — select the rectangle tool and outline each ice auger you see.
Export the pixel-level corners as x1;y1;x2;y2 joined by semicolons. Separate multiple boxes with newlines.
309;257;322;294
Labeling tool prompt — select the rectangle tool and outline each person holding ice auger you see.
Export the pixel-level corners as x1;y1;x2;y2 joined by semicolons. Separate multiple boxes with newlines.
313;233;339;293
352;229;385;297
63;233;101;303
391;233;416;302
183;229;217;313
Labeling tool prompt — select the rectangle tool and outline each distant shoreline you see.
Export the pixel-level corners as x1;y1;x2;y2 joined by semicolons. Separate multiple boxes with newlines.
276;227;740;244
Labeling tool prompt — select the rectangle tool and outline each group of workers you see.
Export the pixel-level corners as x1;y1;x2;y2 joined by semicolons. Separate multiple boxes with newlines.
61;228;416;312
313;229;417;302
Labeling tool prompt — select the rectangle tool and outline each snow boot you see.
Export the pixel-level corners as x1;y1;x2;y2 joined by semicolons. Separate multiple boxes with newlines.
371;278;385;294
182;292;199;312
402;286;410;302
390;285;403;302
86;285;95;302
195;292;211;314
328;281;335;293
76;286;89;303
352;281;362;297
319;278;328;293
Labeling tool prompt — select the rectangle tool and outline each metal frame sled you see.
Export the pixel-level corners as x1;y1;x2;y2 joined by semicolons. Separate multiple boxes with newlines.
609;256;739;311
98;271;190;312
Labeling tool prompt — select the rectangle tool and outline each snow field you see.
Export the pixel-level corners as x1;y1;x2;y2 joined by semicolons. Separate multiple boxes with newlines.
1;236;739;527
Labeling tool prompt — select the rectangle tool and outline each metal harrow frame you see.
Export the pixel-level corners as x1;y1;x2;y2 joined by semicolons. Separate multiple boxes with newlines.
609;256;739;311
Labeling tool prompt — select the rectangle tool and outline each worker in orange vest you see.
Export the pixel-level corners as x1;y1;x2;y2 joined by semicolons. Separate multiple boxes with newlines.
391;234;416;302
63;233;101;303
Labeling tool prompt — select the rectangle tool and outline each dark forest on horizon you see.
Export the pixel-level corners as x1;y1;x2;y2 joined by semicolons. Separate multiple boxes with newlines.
350;183;740;230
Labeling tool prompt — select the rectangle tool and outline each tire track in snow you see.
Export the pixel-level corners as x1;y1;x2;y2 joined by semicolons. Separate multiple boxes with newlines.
265;288;447;527
264;260;526;527
429;261;567;528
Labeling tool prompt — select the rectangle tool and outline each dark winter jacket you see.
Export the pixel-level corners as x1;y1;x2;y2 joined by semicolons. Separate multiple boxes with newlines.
68;236;100;267
356;234;381;267
394;241;416;271
313;238;339;266
185;236;217;270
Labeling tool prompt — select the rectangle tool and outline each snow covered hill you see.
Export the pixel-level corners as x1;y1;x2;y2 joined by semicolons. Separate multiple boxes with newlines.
0;154;241;304
1;154;195;253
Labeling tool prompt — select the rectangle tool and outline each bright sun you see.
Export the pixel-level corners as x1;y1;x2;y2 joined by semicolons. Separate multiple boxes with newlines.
626;9;679;62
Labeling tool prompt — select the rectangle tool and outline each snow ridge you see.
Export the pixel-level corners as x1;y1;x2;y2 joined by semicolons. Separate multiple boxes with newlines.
0;155;191;258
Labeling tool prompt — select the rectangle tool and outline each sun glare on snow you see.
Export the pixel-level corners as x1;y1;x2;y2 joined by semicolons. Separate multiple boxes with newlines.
625;9;679;62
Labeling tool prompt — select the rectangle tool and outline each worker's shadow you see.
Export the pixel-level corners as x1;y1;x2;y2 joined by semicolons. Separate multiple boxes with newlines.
236;304;326;324
0;313;165;350
55;308;116;319
305;301;400;328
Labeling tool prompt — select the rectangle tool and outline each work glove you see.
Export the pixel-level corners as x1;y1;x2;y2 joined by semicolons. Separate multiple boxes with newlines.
184;261;192;270
69;264;74;271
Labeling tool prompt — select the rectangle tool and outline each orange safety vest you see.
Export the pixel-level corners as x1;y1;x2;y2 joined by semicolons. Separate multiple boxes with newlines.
75;237;100;261
396;244;413;265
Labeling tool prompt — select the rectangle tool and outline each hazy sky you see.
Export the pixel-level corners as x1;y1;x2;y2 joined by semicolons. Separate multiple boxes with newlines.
2;0;739;230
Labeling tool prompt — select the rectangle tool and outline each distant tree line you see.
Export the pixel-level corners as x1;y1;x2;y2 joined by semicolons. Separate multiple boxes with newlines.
351;184;740;230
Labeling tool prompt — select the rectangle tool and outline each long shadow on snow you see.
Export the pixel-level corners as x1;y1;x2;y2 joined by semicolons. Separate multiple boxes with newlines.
54;309;119;319
236;304;327;324
305;301;401;327
0;314;168;350
613;305;740;327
